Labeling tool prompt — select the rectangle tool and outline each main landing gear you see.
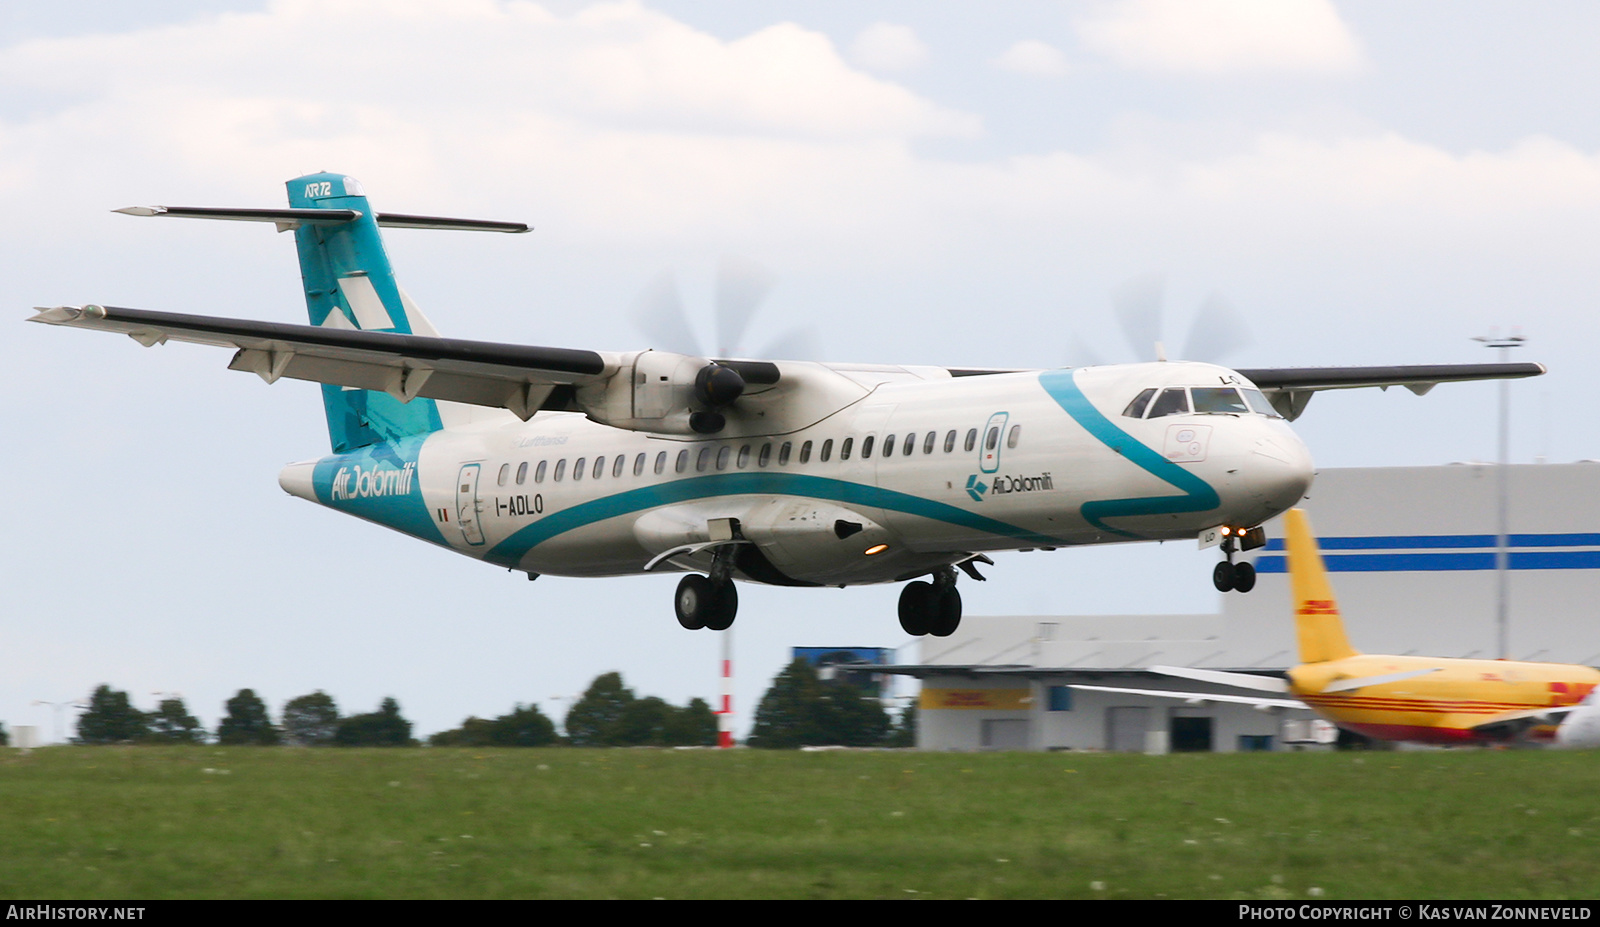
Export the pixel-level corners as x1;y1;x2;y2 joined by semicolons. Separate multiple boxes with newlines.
675;574;737;631
675;544;738;631
899;566;962;637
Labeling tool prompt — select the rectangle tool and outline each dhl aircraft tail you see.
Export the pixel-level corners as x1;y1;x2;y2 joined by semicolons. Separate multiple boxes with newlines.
1285;508;1359;664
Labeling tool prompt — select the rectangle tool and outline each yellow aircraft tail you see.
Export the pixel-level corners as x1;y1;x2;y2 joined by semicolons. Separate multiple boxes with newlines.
1285;508;1359;664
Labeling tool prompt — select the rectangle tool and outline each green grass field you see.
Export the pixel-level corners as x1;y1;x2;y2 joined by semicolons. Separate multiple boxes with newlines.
2;746;1596;899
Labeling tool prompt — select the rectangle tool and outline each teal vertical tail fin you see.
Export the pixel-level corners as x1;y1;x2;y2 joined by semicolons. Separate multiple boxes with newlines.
286;173;443;453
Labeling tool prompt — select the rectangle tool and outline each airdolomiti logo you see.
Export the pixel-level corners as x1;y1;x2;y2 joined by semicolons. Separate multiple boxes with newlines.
330;462;417;501
967;472;1054;502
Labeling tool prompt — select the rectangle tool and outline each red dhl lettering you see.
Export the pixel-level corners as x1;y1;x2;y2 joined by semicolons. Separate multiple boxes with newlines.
1297;599;1339;616
942;693;993;707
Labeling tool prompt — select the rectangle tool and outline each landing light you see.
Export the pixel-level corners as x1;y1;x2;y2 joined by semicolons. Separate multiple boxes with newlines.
863;544;889;556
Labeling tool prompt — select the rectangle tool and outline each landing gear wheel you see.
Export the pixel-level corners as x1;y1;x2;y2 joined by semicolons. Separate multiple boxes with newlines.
675;574;712;630
1232;561;1256;593
676;575;739;630
704;582;738;631
898;581;936;636
1212;561;1236;593
929;586;962;637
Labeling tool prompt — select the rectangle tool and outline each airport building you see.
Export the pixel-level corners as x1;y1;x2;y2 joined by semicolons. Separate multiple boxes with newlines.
882;464;1600;752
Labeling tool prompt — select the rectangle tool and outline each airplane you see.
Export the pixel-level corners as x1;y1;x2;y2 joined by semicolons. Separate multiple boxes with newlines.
1073;508;1600;746
29;173;1547;637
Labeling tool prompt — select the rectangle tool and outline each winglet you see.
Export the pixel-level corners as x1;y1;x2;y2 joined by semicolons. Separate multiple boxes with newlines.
1286;509;1359;663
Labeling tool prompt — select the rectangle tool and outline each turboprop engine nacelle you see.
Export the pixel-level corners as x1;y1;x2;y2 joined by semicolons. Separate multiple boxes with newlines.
577;350;754;436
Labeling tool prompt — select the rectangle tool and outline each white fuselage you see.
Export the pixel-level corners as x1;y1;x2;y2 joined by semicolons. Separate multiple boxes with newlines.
279;362;1314;587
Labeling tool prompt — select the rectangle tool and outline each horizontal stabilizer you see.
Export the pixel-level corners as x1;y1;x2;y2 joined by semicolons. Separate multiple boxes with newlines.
373;213;530;233
114;205;529;233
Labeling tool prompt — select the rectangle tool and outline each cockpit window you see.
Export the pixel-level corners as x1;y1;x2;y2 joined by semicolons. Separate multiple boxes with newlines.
1147;387;1191;418
1123;388;1156;419
1191;387;1250;415
1241;387;1283;419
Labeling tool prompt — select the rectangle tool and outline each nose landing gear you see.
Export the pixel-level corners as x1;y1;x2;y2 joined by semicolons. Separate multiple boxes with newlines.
1210;526;1265;593
1212;558;1256;593
899;566;962;637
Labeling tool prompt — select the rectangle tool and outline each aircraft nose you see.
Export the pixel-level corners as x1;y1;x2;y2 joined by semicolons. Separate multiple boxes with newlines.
1247;431;1315;512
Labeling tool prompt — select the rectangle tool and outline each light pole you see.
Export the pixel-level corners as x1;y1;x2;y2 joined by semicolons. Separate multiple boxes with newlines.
31;699;87;744
1472;329;1524;660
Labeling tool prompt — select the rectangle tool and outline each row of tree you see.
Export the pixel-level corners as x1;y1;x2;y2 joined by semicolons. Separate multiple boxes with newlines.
66;660;913;749
75;686;413;746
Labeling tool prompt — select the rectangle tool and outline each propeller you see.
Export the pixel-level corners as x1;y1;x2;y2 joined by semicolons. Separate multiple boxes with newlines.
631;256;820;434
630;256;820;361
1071;273;1253;366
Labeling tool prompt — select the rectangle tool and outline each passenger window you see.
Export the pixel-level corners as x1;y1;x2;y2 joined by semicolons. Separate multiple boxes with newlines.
861;435;875;458
883;434;895;458
840;437;852;461
633;453;645;477
1192;387;1249;415
905;433;917;456
554;459;567;482
944;430;957;453
497;463;510;486
779;442;792;465
1007;425;1020;449
676;449;690;473
516;461;528;485
923;432;936;455
534;460;547;483
573;457;586;481
593;456;606;479
1123;388;1156;419
716;446;731;470
964;428;978;452
696;448;712;472
1148;388;1190;418
758;443;772;468
614;455;627;478
985;427;999;451
654;452;667;475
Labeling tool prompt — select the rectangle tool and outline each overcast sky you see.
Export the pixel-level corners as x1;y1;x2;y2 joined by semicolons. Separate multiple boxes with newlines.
5;1;1599;742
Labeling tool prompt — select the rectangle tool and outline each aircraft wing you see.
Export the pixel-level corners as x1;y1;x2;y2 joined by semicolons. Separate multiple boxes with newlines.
1069;684;1306;710
1147;664;1290;694
1463;705;1578;742
28;304;783;425
1235;363;1546;421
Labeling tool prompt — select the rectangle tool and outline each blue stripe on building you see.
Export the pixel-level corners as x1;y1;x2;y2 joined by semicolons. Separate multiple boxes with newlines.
1259;533;1600;551
1255;549;1600;573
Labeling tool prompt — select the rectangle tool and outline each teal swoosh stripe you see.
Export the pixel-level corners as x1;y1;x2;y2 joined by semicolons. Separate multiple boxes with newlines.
483;472;1065;568
1037;369;1220;537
